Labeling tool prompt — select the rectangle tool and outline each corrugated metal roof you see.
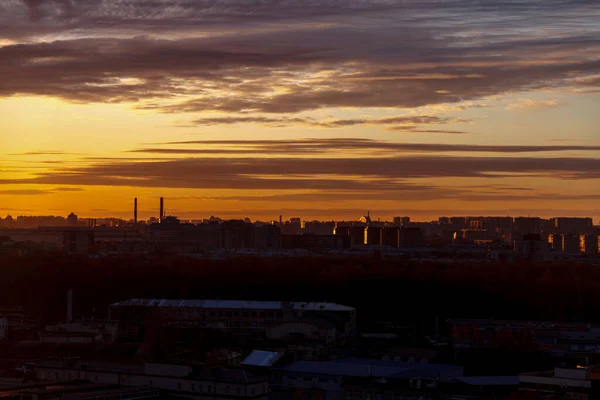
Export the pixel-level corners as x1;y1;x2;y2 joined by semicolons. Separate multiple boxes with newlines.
110;299;354;312
284;361;439;379
241;350;284;367
455;376;519;386
330;358;463;373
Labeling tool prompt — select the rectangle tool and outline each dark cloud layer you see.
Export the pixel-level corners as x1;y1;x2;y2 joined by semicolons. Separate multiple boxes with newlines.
3;155;600;192
139;138;600;155
0;0;599;113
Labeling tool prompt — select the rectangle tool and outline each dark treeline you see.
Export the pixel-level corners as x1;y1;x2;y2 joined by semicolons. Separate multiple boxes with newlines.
1;253;599;334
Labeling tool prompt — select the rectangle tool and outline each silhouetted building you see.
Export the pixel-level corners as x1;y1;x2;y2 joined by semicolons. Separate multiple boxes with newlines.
221;220;255;249
255;224;282;249
400;227;424;248
580;234;599;256
110;299;356;341
304;221;335;235
514;217;542;235
366;226;382;246
561;234;581;255
514;234;547;261
393;216;410;226
382;226;400;247
67;213;79;227
281;218;303;234
350;226;366;246
282;234;348;250
63;229;94;254
553;217;594;235
548;233;562;252
334;225;351;237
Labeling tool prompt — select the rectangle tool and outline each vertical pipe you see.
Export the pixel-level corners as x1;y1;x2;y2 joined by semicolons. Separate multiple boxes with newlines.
159;197;164;222
67;289;73;323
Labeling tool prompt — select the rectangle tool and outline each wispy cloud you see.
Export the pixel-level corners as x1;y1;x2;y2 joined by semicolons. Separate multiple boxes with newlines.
136;138;600;155
0;1;598;115
3;154;600;193
505;98;559;111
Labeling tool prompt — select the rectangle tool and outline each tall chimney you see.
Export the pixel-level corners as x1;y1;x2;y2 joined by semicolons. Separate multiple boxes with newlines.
159;197;164;222
134;198;138;224
67;289;73;323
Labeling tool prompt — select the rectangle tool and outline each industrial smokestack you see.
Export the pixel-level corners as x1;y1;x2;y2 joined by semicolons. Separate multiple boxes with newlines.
159;197;164;222
134;198;138;224
67;289;73;323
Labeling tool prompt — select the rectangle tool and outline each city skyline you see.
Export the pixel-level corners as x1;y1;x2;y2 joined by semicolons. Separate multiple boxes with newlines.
1;205;597;226
1;1;600;220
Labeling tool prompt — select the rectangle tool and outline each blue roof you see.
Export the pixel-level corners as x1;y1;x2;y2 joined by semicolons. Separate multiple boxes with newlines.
242;350;284;367
330;358;463;373
455;376;519;386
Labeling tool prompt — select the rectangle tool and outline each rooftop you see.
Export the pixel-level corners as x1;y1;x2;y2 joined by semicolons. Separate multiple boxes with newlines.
284;359;463;380
455;376;519;386
34;360;266;383
241;350;284;367
110;299;355;312
330;358;463;373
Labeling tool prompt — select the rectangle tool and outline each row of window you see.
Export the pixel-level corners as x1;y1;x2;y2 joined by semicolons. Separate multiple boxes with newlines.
346;391;405;400
171;310;284;319
288;377;335;384
80;391;159;400
174;382;266;396
41;370;266;397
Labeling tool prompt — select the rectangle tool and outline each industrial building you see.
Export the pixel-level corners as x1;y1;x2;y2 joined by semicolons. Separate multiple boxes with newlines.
109;299;356;342
32;361;268;400
271;358;465;400
518;366;600;399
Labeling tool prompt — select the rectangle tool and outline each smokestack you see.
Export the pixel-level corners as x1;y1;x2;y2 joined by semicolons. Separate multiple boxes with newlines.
159;197;164;222
67;289;73;323
134;198;138;224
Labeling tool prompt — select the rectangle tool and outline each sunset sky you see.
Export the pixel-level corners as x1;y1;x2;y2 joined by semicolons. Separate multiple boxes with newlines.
1;0;600;222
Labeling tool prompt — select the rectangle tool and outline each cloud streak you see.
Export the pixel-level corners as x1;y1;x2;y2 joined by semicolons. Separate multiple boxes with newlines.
0;0;598;114
137;138;600;155
3;155;600;192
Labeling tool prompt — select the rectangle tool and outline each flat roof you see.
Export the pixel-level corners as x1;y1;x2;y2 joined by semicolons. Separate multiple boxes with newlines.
34;361;266;384
242;350;284;367
330;358;463;373
67;386;159;399
455;376;519;386
284;359;461;379
110;299;354;312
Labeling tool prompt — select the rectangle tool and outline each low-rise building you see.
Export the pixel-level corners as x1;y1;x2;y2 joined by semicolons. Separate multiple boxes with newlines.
33;361;268;400
519;366;591;399
271;358;464;400
109;299;356;342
